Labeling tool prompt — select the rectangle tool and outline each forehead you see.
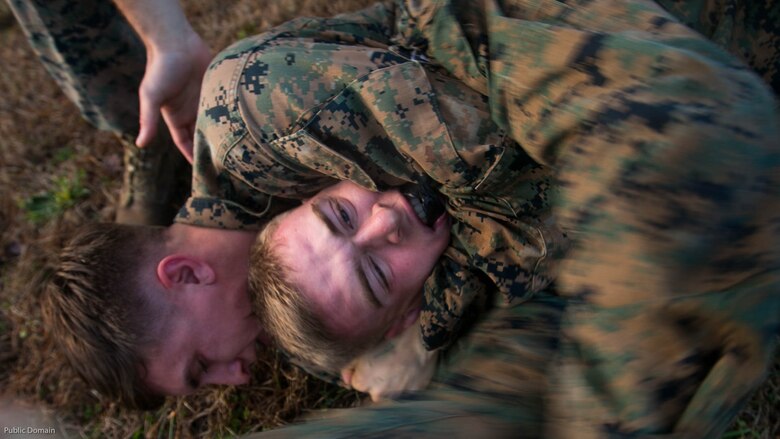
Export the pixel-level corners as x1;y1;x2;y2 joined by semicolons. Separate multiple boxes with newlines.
272;202;376;333
274;205;347;296
273;202;342;278
310;180;375;201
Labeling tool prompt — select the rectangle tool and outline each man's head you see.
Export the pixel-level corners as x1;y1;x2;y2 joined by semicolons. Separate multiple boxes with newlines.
43;222;261;408
249;181;450;371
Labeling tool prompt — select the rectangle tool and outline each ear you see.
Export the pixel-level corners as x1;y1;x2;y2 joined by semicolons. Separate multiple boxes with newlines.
156;255;216;290
384;306;421;340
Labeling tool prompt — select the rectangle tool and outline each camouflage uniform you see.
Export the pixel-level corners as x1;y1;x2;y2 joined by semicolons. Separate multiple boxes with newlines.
182;0;779;437
655;0;780;95
180;0;780;436
6;0;190;225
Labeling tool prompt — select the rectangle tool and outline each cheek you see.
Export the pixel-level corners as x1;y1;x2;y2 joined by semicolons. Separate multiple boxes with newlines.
390;252;436;293
211;305;249;335
314;290;374;336
431;227;451;255
419;238;446;270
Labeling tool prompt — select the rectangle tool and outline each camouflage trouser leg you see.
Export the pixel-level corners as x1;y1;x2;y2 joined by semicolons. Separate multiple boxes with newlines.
5;0;190;225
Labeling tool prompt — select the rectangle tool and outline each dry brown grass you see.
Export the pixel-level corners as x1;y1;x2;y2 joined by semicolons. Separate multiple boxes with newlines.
0;0;777;437
0;0;373;437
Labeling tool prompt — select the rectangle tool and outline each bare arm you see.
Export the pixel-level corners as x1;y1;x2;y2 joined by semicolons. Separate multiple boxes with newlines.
113;0;212;162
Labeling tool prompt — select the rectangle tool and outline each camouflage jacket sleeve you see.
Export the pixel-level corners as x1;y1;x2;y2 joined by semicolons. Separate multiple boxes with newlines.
174;3;401;229
398;0;780;436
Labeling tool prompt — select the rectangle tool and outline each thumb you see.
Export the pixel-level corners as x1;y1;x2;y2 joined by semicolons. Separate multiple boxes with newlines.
340;366;355;389
164;118;195;164
135;89;161;148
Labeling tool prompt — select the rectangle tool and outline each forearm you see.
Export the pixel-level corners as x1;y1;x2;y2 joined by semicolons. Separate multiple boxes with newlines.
112;0;212;156
249;293;565;438
112;0;198;54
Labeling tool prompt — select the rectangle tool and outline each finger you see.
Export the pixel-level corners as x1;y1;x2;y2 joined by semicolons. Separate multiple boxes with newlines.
176;140;195;165
370;390;384;402
136;89;161;148
339;367;354;389
349;366;369;394
169;125;195;164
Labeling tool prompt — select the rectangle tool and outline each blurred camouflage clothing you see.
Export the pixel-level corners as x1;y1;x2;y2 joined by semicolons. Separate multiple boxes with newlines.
183;0;779;437
655;0;780;95
6;0;190;225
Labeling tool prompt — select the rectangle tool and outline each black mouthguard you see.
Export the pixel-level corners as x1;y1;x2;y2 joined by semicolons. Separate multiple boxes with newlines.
399;181;446;227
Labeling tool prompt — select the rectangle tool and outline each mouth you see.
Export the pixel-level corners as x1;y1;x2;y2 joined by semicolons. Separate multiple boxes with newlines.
241;358;253;376
240;339;259;376
399;182;446;228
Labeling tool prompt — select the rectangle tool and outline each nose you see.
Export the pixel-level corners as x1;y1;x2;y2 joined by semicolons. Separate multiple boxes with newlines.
200;359;251;386
355;204;401;247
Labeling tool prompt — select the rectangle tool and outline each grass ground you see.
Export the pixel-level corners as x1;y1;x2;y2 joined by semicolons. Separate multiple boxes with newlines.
0;0;777;437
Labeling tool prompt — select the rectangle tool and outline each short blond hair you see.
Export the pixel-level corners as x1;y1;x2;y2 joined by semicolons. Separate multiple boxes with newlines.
248;213;380;372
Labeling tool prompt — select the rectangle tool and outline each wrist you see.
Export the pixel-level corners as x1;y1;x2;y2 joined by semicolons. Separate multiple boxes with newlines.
145;24;202;57
114;0;202;55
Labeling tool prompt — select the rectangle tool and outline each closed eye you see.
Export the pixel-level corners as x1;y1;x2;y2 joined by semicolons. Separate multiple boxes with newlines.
369;257;388;290
329;198;354;230
357;259;382;308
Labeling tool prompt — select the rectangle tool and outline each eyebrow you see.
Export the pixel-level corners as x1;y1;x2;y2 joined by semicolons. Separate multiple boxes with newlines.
310;202;382;308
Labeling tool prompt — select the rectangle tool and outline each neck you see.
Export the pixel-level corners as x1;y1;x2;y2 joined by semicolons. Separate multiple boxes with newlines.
166;223;258;263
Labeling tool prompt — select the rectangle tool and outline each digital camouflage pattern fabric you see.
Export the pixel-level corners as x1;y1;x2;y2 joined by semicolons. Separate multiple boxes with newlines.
182;0;779;437
7;0;191;225
655;0;780;95
6;0;144;134
181;0;570;350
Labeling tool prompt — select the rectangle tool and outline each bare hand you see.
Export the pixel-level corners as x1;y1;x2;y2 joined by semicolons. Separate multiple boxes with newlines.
341;324;438;401
135;33;212;163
